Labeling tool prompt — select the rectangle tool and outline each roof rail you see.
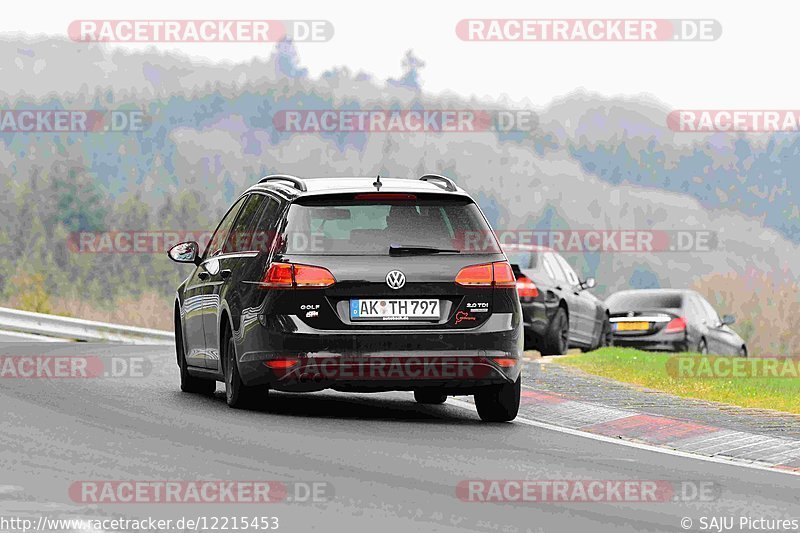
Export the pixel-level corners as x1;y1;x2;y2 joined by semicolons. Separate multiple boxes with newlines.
258;174;307;192
419;174;457;192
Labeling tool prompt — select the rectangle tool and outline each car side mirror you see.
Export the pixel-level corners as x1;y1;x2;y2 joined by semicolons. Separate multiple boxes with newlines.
167;241;200;265
581;277;596;290
721;314;735;326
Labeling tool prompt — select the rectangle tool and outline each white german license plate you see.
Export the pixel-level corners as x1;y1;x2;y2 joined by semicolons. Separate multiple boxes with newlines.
350;299;439;321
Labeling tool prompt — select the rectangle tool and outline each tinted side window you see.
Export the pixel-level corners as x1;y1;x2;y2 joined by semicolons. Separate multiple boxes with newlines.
698;296;721;325
252;196;282;253
685;297;702;321
224;194;266;253
205;196;247;258
553;253;580;285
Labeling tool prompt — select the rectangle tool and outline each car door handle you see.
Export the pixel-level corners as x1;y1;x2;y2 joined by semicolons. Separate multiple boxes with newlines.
220;269;232;280
198;271;211;281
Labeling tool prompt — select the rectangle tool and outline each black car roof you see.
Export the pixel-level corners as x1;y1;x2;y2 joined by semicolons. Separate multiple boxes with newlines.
245;175;469;199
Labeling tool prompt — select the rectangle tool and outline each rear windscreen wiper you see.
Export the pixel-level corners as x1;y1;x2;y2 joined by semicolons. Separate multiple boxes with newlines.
389;244;461;255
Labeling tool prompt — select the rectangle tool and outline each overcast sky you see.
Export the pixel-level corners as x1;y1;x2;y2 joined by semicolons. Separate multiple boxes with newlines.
3;0;791;109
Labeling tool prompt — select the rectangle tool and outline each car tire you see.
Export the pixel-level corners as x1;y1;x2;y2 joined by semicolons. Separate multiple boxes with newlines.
541;307;569;356
224;329;268;409
414;390;447;404
474;375;521;422
589;316;612;351
177;319;216;395
698;338;708;355
738;345;748;358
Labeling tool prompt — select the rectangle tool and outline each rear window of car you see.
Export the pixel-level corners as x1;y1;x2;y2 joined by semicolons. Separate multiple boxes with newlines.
278;194;501;255
605;292;684;312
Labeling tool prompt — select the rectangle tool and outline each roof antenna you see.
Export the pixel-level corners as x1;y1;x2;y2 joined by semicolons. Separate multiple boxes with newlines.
373;174;382;190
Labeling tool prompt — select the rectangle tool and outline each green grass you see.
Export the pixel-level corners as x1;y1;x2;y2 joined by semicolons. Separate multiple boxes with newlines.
557;347;800;414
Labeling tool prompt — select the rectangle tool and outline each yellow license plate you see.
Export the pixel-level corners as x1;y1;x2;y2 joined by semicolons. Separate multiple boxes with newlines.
616;321;650;331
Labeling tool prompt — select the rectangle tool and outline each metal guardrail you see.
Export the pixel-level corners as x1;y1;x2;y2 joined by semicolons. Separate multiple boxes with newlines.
0;307;174;345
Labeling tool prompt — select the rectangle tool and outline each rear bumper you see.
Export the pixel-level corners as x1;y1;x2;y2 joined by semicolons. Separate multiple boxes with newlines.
520;301;553;345
611;336;689;352
244;353;521;393
236;313;522;392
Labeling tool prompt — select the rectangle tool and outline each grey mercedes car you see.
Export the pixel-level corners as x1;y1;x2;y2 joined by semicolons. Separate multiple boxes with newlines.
605;289;747;356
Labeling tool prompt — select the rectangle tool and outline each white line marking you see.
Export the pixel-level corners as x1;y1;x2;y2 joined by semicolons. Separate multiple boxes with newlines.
447;398;800;477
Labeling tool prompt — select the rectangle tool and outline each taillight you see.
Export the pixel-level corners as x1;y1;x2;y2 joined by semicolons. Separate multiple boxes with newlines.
515;276;539;298
492;262;516;288
261;262;335;289
294;264;336;288
455;263;493;286
455;261;516;287
665;316;687;333
263;262;294;288
491;357;517;367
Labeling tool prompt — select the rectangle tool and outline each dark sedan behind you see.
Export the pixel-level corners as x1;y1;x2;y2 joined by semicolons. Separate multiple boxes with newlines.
605;289;747;356
503;244;610;355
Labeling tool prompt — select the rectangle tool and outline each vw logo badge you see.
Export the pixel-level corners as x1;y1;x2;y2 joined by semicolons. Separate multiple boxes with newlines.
386;270;406;290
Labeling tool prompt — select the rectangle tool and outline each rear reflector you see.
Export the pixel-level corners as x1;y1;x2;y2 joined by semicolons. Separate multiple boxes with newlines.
354;193;417;201
265;359;300;369
516;276;539;298
262;262;335;289
665;316;687;333
491;357;517;367
455;261;516;288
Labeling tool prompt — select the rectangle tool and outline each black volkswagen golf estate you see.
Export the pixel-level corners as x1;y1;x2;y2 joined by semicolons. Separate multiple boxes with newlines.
167;174;523;421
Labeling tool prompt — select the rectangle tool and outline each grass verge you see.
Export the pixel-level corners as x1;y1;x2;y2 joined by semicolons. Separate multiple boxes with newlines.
557;347;800;415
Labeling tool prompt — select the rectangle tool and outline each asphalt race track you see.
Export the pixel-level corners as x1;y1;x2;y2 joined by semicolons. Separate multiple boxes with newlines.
1;342;798;533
